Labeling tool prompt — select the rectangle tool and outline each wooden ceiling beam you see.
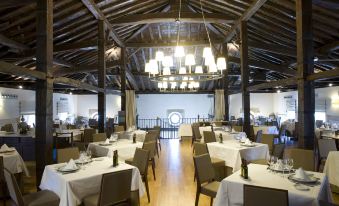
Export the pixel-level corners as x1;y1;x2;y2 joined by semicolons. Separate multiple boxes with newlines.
53;60;121;76
0;34;30;51
0;0;34;9
0;61;46;80
248;41;296;57
317;41;339;55
247;77;297;91
224;0;268;43
228;56;296;76
110;12;234;25
54;77;104;93
125;40;223;48
307;68;339;81
81;0;124;47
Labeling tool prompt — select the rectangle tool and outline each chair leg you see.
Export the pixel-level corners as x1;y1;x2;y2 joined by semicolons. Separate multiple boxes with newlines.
151;159;156;181
210;197;213;206
195;190;200;206
158;139;161;151
144;176;150;203
156;144;159;158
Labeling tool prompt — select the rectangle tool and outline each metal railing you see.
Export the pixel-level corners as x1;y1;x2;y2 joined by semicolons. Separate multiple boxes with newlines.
137;117;212;139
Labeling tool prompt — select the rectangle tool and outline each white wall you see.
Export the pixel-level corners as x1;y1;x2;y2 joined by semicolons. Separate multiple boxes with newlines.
229;93;274;118
136;94;213;119
76;94;121;118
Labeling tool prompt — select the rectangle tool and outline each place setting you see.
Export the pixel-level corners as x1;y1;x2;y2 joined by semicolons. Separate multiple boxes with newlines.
0;144;16;154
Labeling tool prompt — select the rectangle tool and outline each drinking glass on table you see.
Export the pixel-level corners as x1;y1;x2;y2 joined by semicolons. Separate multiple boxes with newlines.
269;156;277;173
287;158;294;175
86;150;92;161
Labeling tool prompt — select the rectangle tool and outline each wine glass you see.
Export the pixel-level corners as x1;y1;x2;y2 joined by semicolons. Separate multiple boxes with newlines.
287;158;294;175
86;150;92;161
269;156;277;173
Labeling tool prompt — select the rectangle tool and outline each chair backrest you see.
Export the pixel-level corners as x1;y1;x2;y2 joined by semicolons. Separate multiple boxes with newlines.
142;141;156;158
144;131;157;143
244;184;288;206
83;128;96;143
261;134;274;152
93;133;107;142
285;148;314;171
255;130;263;143
203;131;216;143
194;142;208;156
114;125;125;132
132;148;150;176
57;147;80;163
318;139;337;159
153;126;161;138
192;123;202;140
4;168;24;206
272;143;285;159
233;125;242;132
98;169;132;206
278;125;286;138
193;154;215;184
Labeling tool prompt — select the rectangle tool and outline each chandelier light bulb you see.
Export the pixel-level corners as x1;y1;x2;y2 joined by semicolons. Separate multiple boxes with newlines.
145;62;151;73
157;82;163;89
203;47;213;58
180;83;186;89
163;56;173;67
188;83;194;89
174;46;185;58
195;66;203;74
217;57;227;70
155;51;164;62
162;81;168;88
179;67;186;74
209;61;217;73
194;82;200;88
185;54;196;66
149;59;158;74
163;67;171;75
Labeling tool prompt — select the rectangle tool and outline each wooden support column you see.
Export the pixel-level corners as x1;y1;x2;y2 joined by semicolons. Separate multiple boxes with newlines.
120;47;127;128
35;0;53;186
223;44;230;121
98;20;106;133
296;0;315;149
240;21;251;137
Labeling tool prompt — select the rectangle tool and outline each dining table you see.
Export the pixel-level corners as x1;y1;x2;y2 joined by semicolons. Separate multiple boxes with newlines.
87;139;143;160
40;157;145;206
207;139;269;172
214;164;332;206
324;151;339;188
253;125;279;135
178;124;193;140
0;148;29;176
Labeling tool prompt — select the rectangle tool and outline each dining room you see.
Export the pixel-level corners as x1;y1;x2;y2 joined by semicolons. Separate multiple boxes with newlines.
0;0;339;206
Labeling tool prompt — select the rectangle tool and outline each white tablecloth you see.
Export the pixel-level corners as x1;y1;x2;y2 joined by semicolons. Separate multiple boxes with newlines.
40;157;145;206
88;139;143;160
178;124;193;137
315;128;339;139
324;151;339;187
207;140;269;172
253;126;279;135
1;149;29;176
214;164;332;206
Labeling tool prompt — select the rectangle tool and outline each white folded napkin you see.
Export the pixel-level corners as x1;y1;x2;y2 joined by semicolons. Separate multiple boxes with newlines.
295;168;310;181
320;125;325;129
64;159;77;170
105;138;110;144
244;138;252;145
0;144;10;152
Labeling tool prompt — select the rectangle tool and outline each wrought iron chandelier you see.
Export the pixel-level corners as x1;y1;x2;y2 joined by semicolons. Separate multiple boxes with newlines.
144;0;227;91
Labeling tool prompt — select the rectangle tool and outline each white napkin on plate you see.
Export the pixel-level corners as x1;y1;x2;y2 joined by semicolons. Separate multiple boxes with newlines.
105;138;110;144
244;138;252;145
0;144;10;152
63;159;77;170
295;168;310;181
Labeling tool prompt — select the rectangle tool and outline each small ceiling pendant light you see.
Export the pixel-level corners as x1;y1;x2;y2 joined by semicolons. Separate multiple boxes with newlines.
209;62;217;73
174;46;185;58
145;62;151;73
195;66;203;74
179;67;186;74
185;54;196;66
163;67;171;75
217;57;227;70
149;59;158;75
163;56;173;67
329;83;333;87
203;47;212;58
158;82;163;89
155;51;164;62
162;81;168;89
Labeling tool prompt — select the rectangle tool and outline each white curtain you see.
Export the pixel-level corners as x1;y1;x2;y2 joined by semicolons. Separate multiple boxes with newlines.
126;90;136;129
214;89;225;121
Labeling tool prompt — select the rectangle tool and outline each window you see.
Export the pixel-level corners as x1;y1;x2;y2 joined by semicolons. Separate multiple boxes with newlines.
22;114;35;127
286;111;296;120
315;112;326;122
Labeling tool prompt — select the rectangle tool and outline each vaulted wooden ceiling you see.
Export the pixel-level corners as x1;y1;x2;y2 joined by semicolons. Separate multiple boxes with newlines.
0;0;339;93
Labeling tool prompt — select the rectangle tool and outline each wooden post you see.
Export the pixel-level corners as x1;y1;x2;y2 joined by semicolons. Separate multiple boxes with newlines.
98;20;106;133
296;0;315;149
240;21;251;137
120;47;127;128
35;0;53;186
223;44;230;121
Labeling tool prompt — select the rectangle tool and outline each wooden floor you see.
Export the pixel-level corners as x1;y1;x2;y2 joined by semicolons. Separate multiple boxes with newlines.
3;138;339;206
